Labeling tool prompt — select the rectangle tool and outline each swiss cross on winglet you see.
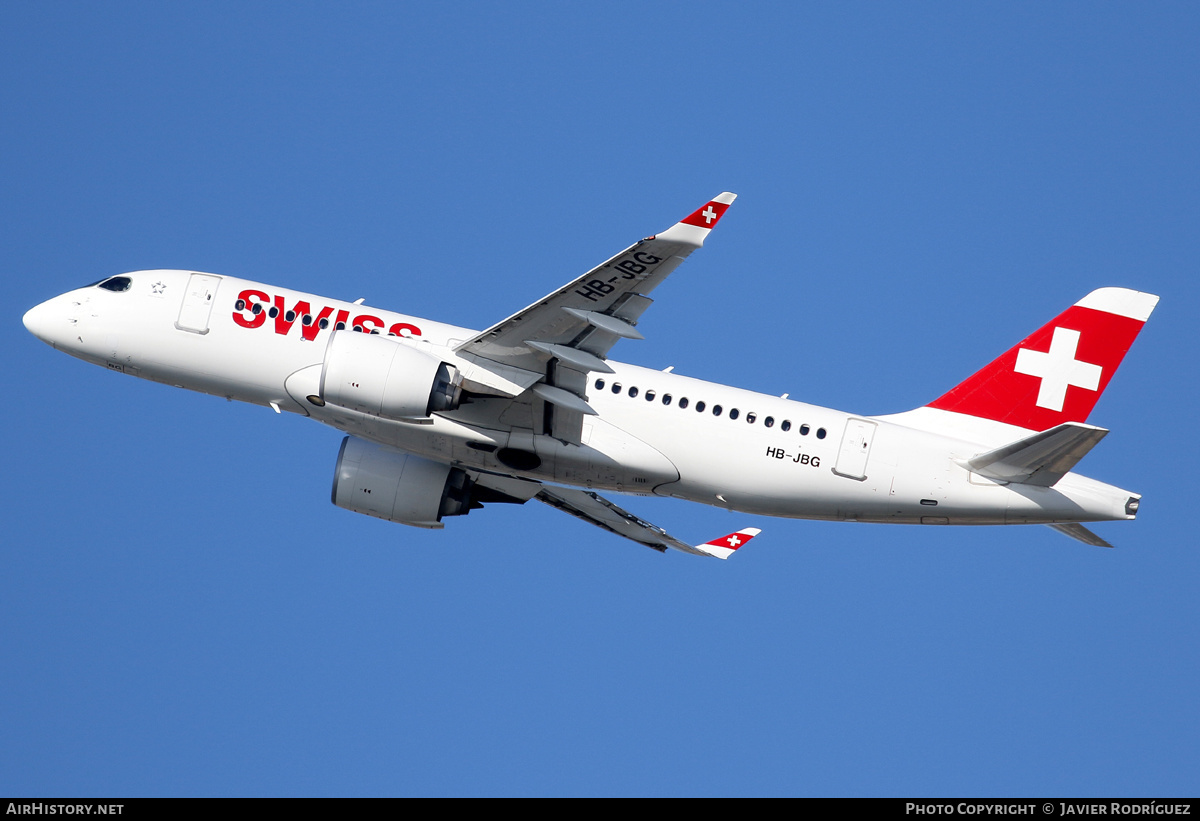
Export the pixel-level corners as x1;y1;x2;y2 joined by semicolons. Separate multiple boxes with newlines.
698;527;761;560
681;198;732;228
653;191;737;248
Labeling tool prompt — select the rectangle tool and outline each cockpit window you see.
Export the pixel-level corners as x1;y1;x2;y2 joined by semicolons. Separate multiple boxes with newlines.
97;276;132;292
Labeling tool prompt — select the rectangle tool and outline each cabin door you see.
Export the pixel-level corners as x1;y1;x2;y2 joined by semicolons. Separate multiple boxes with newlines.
175;273;221;334
834;418;877;480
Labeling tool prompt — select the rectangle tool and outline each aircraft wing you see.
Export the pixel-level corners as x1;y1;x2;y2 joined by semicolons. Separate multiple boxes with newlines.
451;193;736;442
534;484;759;559
456;192;736;371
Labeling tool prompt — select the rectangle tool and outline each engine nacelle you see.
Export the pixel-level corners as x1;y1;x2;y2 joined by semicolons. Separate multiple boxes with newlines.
319;330;461;419
331;436;477;528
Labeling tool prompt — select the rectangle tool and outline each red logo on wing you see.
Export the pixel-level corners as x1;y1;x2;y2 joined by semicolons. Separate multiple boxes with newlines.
681;200;730;229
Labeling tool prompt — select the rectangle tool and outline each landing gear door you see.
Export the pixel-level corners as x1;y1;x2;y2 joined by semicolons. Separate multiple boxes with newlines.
175;273;221;334
834;418;877;480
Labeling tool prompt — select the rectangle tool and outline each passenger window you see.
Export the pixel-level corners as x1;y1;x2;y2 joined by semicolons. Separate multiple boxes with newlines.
645;390;656;401
730;408;740;420
629;386;638;398
817;428;827;439
799;424;810;436
335;321;346;330
781;420;791;432
679;397;689;409
595;379;605;390
765;416;774;428
269;307;280;318
662;394;673;406
696;401;706;412
747;413;757;424
713;405;723;416
612;383;622;394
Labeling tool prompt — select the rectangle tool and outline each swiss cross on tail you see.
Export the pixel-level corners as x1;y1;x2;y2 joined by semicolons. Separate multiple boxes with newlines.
927;288;1158;432
698;527;761;560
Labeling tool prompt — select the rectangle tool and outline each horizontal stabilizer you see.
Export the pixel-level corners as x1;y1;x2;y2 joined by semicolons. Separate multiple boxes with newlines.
1047;522;1114;548
966;422;1108;487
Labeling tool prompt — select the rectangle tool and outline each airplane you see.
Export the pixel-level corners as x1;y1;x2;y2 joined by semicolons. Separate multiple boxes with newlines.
22;192;1158;557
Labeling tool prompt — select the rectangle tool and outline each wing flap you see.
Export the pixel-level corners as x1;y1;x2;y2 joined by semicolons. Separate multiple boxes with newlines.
534;485;756;559
470;470;545;503
455;353;543;397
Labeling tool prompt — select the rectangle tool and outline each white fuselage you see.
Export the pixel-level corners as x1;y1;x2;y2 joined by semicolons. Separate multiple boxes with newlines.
23;269;1137;528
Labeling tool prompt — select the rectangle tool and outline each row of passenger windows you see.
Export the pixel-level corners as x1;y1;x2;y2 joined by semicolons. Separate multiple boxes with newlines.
593;378;827;439
234;299;408;335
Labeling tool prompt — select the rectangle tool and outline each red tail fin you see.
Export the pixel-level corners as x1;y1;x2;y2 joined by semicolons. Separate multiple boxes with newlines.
926;288;1157;432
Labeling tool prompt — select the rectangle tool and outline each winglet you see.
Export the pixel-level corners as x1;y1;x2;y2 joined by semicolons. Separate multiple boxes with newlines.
653;192;737;248
696;526;761;560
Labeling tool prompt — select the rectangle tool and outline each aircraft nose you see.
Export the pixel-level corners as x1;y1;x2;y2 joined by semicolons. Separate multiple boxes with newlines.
23;299;62;346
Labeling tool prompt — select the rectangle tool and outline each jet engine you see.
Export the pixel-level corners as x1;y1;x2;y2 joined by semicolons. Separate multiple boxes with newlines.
331;436;523;528
320;330;461;419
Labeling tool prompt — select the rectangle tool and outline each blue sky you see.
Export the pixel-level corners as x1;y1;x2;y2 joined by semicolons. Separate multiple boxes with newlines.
3;2;1198;797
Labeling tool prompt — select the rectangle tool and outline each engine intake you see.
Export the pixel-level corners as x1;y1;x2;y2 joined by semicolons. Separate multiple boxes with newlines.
320;330;461;419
